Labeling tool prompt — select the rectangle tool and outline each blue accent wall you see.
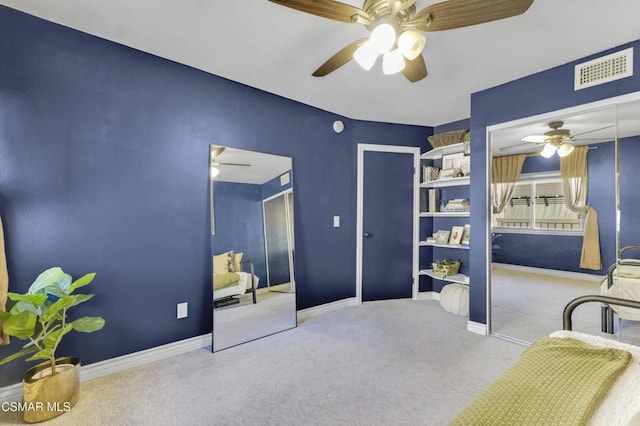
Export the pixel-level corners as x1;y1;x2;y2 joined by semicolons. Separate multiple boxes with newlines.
434;118;471;134
262;171;292;200
0;6;430;386
470;40;640;325
619;136;640;250
492;142;616;274
212;182;267;287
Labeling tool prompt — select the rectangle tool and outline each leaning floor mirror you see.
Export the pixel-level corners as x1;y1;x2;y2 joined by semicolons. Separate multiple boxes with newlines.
210;145;297;352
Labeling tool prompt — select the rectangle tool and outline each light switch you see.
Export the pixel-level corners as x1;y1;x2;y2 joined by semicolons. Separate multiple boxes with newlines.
177;302;188;319
333;216;340;228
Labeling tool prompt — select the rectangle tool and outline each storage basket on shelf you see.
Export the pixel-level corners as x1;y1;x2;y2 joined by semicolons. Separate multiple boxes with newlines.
432;260;461;277
427;129;469;149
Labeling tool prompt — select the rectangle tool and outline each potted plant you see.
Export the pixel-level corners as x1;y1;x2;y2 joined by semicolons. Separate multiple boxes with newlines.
0;267;105;423
432;259;461;278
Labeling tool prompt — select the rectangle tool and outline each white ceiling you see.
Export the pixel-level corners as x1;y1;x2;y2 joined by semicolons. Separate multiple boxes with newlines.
2;1;640;127
490;98;640;156
212;146;292;185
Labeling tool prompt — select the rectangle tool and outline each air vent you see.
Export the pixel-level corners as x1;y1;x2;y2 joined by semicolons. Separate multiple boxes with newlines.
574;48;633;90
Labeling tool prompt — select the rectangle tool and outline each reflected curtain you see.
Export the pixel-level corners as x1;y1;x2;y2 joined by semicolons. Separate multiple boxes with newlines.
560;146;601;270
492;154;526;214
0;217;9;345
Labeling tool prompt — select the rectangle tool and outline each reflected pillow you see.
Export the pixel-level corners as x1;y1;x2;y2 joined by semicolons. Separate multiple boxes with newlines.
233;252;243;272
213;252;230;274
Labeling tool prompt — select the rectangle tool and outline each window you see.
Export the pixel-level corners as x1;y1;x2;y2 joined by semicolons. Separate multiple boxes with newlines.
492;176;583;233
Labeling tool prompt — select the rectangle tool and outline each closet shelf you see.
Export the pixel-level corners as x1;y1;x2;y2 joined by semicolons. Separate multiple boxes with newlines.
421;142;466;160
420;212;470;217
419;242;470;250
420;269;469;285
420;176;470;188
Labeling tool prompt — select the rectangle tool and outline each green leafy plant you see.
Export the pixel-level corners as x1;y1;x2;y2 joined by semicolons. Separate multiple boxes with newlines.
0;267;105;375
435;259;461;266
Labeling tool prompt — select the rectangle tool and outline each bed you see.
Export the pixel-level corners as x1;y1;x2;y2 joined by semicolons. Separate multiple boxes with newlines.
450;295;640;426
600;246;640;335
213;251;258;307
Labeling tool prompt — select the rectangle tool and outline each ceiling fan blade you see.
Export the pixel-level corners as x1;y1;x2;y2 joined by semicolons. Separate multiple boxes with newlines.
570;124;615;139
522;135;548;143
210;146;225;159
312;38;368;77
407;0;534;32
268;0;368;24
213;162;251;167
401;54;428;83
499;142;537;152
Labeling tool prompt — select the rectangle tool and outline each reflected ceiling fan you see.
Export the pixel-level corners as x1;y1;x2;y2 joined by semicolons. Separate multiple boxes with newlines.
501;121;614;158
268;0;534;82
210;146;250;177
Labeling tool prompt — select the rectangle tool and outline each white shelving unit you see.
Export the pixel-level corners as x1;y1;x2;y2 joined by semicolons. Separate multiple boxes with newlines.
420;142;466;160
419;269;469;285
420;211;470;218
419;242;470;250
420;176;470;188
420;141;471;290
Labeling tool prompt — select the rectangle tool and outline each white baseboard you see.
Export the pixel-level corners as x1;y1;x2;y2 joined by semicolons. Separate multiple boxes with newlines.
0;333;212;403
467;321;488;336
492;263;602;282
415;291;439;301
297;298;358;322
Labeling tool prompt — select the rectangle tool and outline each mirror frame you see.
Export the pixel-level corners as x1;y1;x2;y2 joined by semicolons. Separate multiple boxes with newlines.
209;145;297;352
484;91;640;340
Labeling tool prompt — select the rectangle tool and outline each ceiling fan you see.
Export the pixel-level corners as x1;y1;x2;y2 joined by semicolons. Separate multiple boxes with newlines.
210;146;250;177
268;0;534;82
501;121;614;158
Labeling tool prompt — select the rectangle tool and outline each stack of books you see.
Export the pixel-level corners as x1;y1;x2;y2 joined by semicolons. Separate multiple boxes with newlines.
443;199;470;212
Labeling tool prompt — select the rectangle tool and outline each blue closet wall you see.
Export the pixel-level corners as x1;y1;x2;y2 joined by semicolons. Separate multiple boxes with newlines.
212;182;267;287
0;6;430;386
492;142;616;274
469;40;640;325
262;172;293;200
619;136;640;250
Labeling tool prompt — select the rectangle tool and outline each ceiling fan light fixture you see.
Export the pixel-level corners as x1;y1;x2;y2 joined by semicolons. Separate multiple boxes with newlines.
397;30;425;61
353;41;378;71
370;23;396;54
382;49;405;75
540;143;557;158
557;143;575;157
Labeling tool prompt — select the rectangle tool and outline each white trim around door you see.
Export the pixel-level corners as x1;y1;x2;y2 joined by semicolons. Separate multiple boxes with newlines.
356;144;420;305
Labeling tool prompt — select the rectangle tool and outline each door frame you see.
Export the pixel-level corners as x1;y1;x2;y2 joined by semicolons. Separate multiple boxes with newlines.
356;144;420;305
262;188;295;292
485;90;640;336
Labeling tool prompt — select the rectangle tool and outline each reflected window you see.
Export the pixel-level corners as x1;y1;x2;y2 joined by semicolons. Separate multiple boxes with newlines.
493;176;582;232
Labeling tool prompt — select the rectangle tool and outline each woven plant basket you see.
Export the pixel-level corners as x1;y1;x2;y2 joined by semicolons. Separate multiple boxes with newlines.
427;129;469;149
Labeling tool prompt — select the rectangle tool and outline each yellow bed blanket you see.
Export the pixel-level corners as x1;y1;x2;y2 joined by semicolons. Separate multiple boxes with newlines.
450;337;631;426
213;272;240;290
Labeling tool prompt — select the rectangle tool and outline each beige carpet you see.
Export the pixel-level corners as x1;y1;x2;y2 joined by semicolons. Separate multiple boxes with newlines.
0;299;525;425
491;265;640;345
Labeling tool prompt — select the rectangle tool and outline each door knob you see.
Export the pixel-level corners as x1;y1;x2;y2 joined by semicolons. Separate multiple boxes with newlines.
364;232;373;238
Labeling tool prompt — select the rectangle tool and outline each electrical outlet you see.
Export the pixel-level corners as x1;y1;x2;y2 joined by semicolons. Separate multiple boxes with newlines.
177;302;188;319
333;216;340;227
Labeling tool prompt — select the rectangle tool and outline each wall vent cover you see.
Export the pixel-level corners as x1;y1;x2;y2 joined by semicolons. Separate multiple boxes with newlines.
574;47;634;90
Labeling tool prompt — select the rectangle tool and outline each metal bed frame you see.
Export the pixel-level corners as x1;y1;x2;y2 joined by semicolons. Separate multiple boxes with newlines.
564;295;640;330
600;245;640;333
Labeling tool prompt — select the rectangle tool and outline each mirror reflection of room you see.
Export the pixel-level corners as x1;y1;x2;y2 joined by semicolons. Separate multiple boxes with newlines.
210;145;296;352
488;106;630;344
